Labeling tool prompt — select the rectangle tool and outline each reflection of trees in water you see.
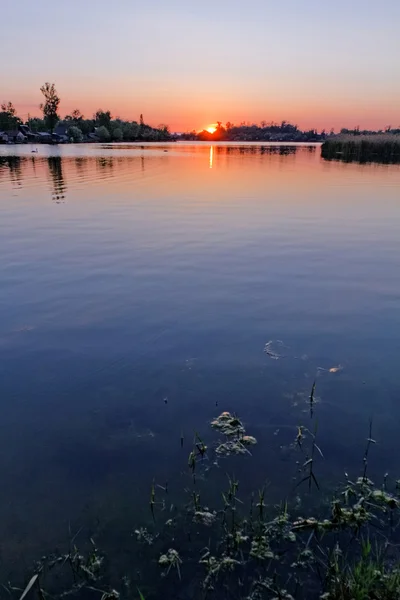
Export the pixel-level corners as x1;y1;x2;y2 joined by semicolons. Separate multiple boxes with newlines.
266;146;297;156
208;144;308;168
216;145;299;157
0;156;23;186
30;155;37;177
47;157;66;202
74;157;89;180
75;156;145;183
96;157;114;174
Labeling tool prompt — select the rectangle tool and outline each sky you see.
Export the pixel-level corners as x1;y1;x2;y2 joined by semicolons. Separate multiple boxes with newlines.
2;0;399;132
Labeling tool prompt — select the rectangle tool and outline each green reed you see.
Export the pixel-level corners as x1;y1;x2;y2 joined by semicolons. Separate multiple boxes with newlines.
321;134;400;164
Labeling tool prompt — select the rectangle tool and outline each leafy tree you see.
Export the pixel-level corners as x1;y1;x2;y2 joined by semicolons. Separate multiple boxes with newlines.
27;117;47;132
95;110;112;128
112;127;123;142
190;119;325;142
141;128;157;141
67;126;83;143
40;83;60;133
156;124;170;140
122;122;140;140
96;126;110;141
1;102;17;117
215;122;226;138
64;109;94;135
79;119;95;135
65;109;84;123
0;102;21;130
140;114;144;127
71;109;83;121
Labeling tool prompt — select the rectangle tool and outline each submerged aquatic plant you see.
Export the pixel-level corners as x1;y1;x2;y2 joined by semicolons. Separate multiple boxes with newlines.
158;548;182;579
211;411;257;457
9;536;117;600
216;439;250;456
200;551;243;590
12;388;400;600
250;535;275;560
211;412;246;437
134;527;155;545
194;510;217;526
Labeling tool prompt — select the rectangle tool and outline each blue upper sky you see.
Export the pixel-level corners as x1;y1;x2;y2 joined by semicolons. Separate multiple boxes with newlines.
2;0;399;130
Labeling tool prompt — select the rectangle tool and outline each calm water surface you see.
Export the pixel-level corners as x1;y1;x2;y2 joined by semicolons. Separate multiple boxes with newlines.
0;143;400;577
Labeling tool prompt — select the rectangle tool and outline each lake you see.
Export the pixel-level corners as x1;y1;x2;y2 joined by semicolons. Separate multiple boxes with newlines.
0;142;400;583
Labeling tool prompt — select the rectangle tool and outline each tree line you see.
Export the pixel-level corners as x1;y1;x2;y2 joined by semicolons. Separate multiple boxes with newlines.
2;83;399;143
181;121;325;142
0;83;171;142
339;125;400;135
182;121;400;142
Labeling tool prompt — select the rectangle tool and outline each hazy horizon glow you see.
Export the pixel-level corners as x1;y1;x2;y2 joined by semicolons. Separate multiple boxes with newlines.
2;0;400;131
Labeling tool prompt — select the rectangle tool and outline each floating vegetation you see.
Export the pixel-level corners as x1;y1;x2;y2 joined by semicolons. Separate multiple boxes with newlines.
158;549;182;579
200;552;243;590
264;341;345;383
211;412;257;456
317;364;343;374
250;536;275;560
264;339;286;360
193;510;217;526
134;527;155;545
215;439;250;456
5;537;118;600
211;411;245;436
242;435;257;446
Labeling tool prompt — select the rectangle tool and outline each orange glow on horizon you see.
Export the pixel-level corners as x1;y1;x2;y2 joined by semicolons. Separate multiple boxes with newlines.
9;95;400;135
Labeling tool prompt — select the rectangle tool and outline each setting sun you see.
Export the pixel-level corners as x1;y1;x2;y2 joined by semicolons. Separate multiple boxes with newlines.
206;125;217;134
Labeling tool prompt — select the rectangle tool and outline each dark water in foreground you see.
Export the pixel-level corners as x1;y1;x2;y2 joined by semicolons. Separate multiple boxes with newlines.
0;142;400;580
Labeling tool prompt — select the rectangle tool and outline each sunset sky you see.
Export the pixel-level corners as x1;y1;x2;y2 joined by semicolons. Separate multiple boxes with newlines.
2;0;399;132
